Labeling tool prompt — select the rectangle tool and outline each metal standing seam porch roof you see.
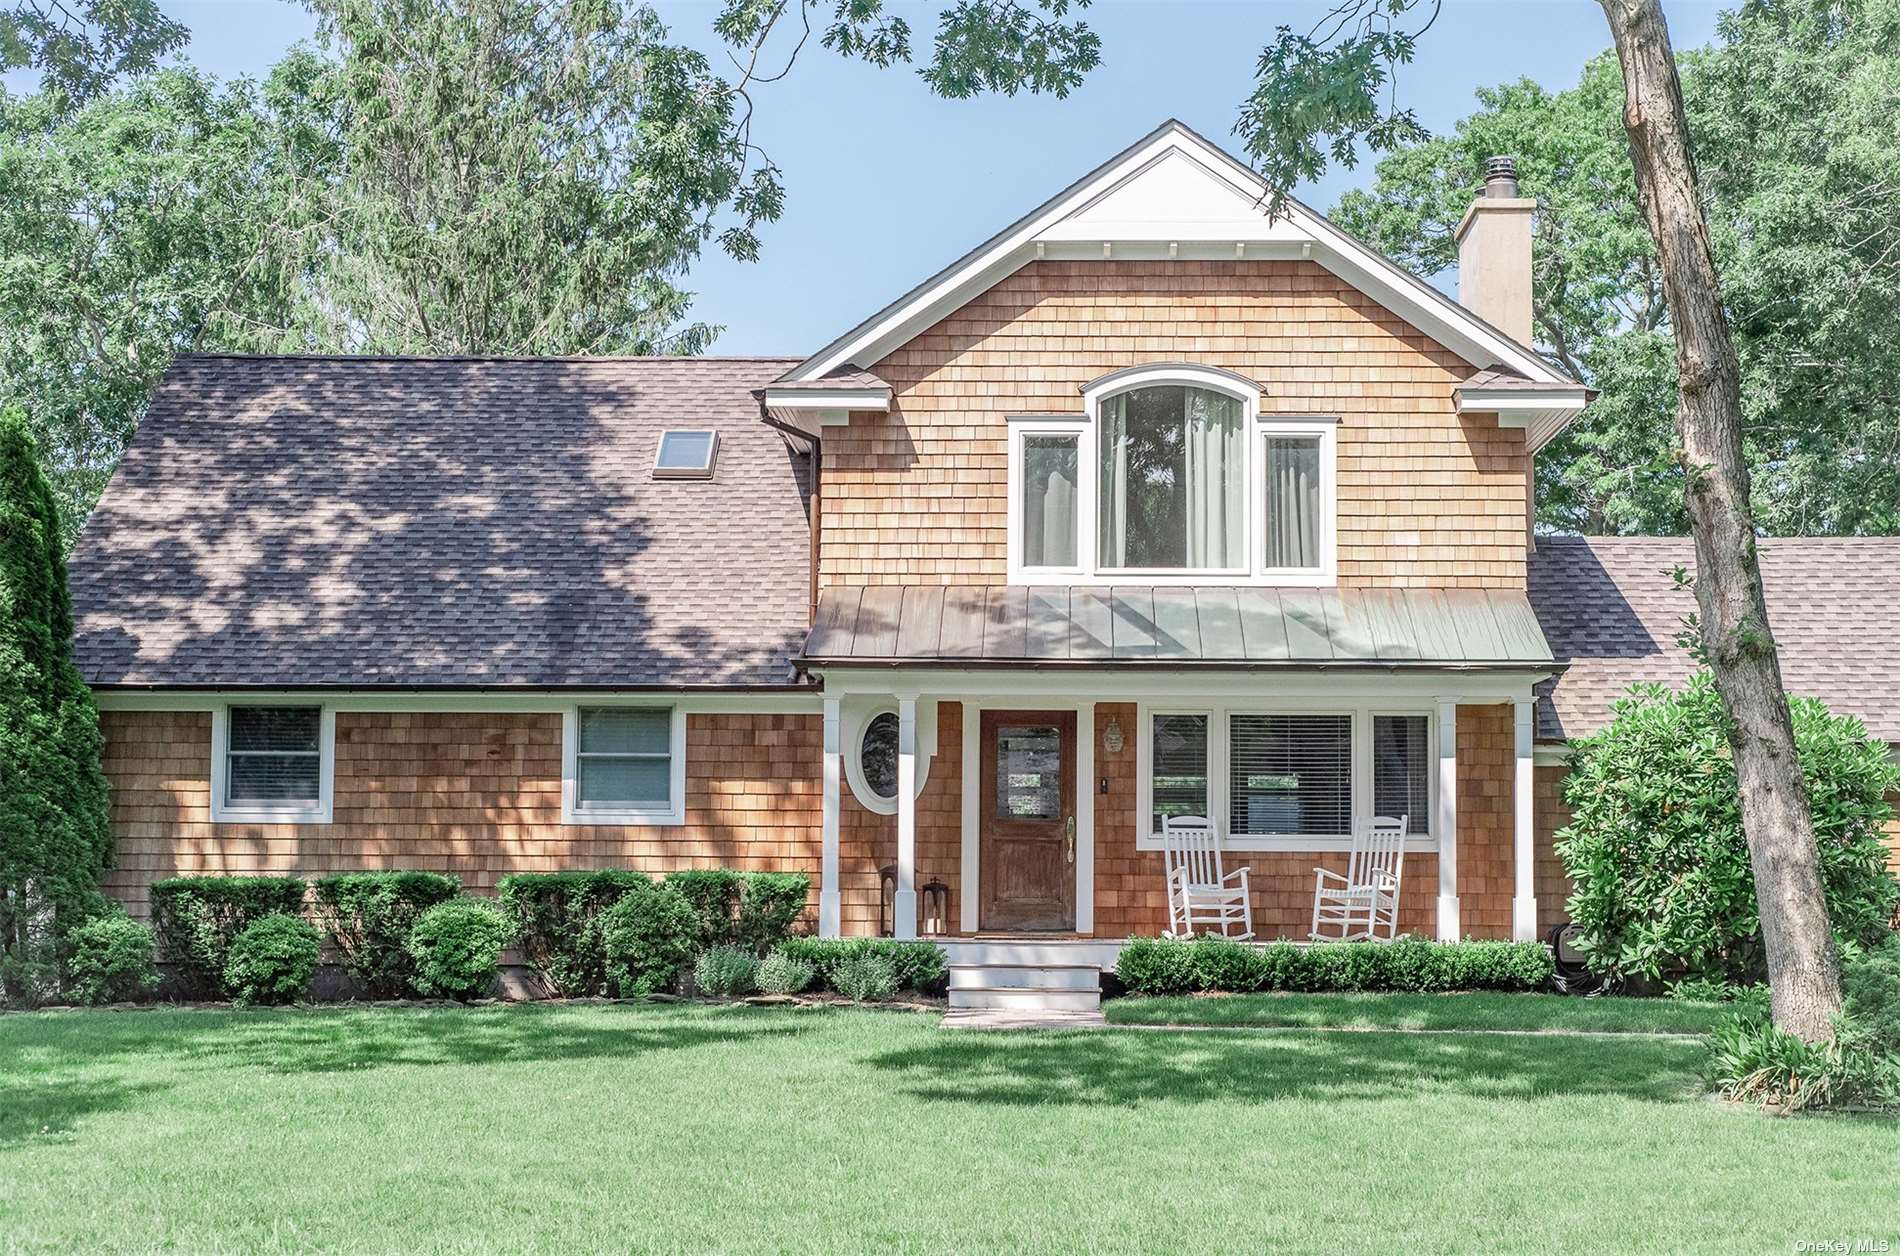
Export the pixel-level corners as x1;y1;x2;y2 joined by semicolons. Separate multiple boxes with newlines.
802;586;1556;669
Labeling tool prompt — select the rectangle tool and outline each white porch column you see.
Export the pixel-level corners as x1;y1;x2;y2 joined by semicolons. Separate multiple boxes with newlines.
894;694;918;940
1512;698;1539;942
1435;699;1461;942
819;695;842;938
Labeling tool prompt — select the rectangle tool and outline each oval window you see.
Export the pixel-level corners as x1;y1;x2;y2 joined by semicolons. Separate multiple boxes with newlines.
860;711;899;800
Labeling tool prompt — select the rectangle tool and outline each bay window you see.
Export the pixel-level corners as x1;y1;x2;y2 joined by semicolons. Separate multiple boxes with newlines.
1007;365;1336;584
1137;702;1433;850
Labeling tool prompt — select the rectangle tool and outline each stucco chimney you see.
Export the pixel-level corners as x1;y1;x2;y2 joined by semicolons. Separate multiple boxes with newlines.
1455;156;1535;343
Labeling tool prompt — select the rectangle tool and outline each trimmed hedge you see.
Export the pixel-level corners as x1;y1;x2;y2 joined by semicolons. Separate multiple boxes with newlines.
65;912;158;1005
774;938;947;995
497;871;650;997
151;876;308;998
406;898;509;1000
314;872;461;998
1115;937;1555;996
663;870;810;954
600;882;699;996
223;913;320;1005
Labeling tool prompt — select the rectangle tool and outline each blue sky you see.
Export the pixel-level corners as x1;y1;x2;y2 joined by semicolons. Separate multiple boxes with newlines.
12;0;1725;354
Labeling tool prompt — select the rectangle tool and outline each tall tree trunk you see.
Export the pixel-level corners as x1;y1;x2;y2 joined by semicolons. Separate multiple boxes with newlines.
1599;0;1842;1040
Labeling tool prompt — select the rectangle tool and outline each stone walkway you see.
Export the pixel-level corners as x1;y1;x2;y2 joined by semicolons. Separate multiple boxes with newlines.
938;1008;1107;1031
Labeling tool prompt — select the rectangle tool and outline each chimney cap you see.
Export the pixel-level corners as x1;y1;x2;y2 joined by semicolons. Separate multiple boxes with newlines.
1483;155;1519;197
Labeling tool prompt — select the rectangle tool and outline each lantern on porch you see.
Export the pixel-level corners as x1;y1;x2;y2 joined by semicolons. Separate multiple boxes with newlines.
920;879;950;936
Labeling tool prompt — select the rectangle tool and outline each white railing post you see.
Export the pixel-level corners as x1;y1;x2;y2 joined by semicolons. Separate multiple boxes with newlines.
1512;698;1538;942
894;694;918;940
820;695;842;938
1435;699;1460;942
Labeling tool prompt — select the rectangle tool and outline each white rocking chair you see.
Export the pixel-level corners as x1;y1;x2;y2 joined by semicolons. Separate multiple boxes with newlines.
1161;815;1254;940
1310;815;1408;942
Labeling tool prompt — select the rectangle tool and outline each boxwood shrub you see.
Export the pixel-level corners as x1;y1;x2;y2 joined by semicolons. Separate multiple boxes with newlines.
151;876;308;998
664;870;811;953
497;870;650;996
314;872;462;998
223;913;320;1006
406;898;510;1000
599;882;699;996
65;912;158;1005
774;938;947;995
1114;936;1555;996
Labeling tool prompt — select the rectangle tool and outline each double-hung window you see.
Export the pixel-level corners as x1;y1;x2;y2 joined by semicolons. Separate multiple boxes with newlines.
1008;365;1336;584
212;704;335;823
1138;703;1432;850
563;705;685;825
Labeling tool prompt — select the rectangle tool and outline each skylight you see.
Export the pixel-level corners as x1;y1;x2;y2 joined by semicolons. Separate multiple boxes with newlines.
653;429;719;480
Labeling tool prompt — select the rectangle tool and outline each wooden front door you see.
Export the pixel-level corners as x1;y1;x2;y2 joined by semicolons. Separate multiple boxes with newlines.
979;710;1077;932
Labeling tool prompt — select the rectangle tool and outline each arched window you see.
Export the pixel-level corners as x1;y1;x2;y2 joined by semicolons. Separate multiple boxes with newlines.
1097;383;1245;571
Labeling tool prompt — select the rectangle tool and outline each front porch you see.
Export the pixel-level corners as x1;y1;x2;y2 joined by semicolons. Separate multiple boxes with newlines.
811;666;1551;949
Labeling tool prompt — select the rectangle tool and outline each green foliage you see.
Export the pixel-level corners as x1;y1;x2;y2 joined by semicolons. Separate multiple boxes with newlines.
664;870;810;954
405;898;509;1001
754;948;815;997
831;951;899;1003
735;873;810;954
1334;1;1900;535
772;938;947;995
0;408;112;1000
1114;937;1556;997
222;913;320;1006
693;944;759;997
599;882;699;997
1840;934;1900;1057
1557;675;1900;986
150;876;308;999
1709;939;1900;1110
64;911;157;1005
314;872;461;998
1;0;189;106
497;870;650;997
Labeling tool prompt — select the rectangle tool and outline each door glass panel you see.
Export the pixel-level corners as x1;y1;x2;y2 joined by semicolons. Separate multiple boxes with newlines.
995;724;1061;819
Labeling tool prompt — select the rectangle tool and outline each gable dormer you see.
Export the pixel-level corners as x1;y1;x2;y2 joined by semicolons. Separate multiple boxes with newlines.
763;121;1586;594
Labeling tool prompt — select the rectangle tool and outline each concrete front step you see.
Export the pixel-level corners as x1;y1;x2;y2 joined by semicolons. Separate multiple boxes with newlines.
947;984;1101;1012
948;963;1100;991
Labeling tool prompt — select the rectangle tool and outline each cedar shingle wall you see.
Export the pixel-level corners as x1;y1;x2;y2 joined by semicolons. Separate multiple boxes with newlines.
1455;703;1515;939
100;709;825;923
823;259;1527;589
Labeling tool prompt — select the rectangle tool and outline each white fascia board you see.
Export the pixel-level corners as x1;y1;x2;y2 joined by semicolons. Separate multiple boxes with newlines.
760;387;891;411
95;689;824;714
781;121;1581;395
1456;387;1589;453
808;666;1552;703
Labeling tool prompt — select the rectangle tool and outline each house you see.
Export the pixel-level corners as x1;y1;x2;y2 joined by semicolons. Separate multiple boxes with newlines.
68;121;1900;974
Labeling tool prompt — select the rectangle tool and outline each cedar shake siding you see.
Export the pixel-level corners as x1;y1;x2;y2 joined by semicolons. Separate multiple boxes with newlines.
819;259;1531;591
100;702;1537;941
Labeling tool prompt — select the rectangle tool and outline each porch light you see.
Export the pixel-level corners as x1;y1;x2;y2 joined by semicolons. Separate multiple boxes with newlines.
1102;717;1125;755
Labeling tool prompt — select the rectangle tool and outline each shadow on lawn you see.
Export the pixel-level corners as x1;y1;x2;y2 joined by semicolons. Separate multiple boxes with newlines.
0;1076;168;1147
867;1026;1703;1108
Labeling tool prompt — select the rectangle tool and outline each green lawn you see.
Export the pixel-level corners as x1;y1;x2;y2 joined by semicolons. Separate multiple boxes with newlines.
1105;991;1732;1035
2;1003;1895;1253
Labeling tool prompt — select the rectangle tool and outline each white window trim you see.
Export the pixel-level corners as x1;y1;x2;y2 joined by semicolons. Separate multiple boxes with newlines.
210;704;335;825
1134;699;1436;852
560;702;687;826
841;700;937;815
1255;417;1338;585
1004;367;1339;586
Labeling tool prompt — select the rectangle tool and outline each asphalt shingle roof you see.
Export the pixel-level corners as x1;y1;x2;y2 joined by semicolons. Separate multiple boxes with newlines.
1528;535;1900;744
69;355;815;689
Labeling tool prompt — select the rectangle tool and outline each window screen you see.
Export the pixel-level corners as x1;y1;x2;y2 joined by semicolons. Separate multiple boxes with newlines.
1373;714;1430;835
1228;714;1352;837
654;430;719;478
226;706;322;803
576;707;673;808
1149;713;1208;832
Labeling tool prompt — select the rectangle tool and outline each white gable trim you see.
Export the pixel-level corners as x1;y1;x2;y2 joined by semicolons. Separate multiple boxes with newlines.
779;121;1580;427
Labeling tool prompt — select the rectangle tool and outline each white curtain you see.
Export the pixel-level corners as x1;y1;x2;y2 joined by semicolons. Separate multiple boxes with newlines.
1265;436;1321;568
1097;393;1129;568
1184;387;1243;568
1024;437;1076;567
